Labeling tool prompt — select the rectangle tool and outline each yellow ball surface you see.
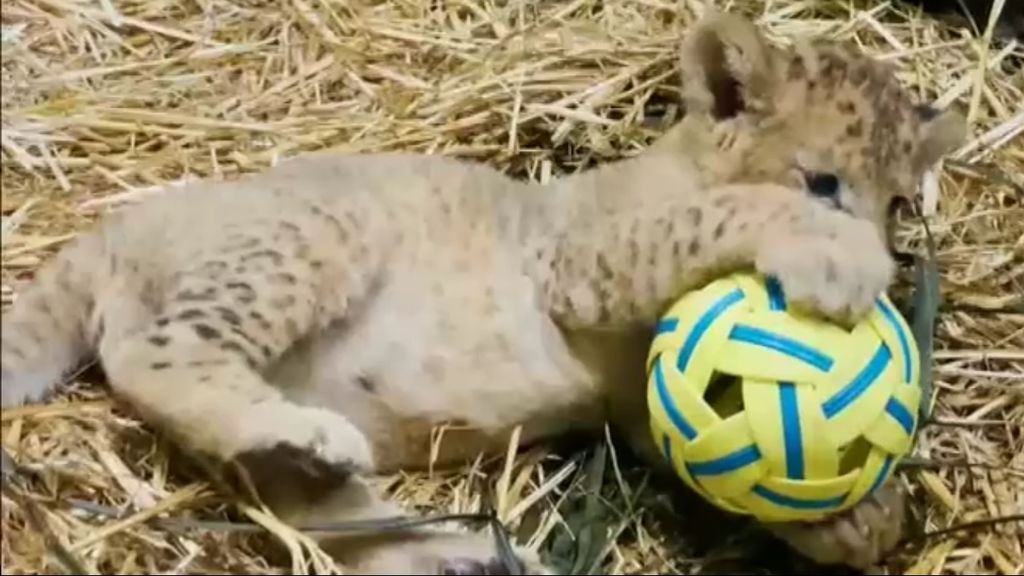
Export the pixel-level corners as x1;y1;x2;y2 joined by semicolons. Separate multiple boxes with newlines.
647;272;921;522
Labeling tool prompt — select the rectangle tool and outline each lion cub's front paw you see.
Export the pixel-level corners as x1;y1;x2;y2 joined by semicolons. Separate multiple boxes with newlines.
233;402;375;484
764;480;906;570
439;555;552;575
755;212;894;322
348;530;554;575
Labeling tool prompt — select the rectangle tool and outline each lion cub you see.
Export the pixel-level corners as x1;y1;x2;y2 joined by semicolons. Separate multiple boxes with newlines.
1;12;961;575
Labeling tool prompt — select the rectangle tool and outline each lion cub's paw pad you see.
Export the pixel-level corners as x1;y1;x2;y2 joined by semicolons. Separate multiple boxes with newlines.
233;405;374;484
767;481;906;569
439;558;509;575
438;555;553;575
237;441;361;488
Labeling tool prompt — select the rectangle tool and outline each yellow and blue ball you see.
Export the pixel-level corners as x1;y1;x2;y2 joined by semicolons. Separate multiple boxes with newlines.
647;272;921;522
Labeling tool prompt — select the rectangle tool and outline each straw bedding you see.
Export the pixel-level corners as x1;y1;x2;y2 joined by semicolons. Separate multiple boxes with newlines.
1;0;1021;574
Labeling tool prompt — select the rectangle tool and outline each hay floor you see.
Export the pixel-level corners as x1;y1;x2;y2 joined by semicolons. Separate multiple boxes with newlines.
2;0;1022;574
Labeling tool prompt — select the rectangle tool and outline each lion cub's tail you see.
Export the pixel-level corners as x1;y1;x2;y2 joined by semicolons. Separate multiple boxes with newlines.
2;233;103;408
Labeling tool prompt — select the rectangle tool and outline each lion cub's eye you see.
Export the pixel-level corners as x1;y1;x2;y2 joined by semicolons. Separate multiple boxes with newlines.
804;171;840;199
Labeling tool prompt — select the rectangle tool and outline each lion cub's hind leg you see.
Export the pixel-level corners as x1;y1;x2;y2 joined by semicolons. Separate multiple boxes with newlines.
260;474;553;575
98;231;375;482
764;478;907;570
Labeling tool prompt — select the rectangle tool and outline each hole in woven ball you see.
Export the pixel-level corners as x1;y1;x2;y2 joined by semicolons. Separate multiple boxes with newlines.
839;437;872;474
705;372;743;419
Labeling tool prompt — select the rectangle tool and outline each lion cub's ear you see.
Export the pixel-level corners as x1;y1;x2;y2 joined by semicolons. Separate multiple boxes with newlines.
678;11;777;120
914;105;965;170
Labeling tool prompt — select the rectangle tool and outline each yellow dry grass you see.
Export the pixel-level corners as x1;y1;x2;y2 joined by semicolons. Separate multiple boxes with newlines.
1;0;1022;574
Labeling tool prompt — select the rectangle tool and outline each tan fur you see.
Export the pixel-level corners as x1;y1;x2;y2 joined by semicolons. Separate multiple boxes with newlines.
1;13;963;574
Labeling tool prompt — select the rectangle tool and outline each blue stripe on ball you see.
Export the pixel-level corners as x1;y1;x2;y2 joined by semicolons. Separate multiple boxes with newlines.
884;398;915;435
765;277;787;311
676;288;746;373
822;344;891;418
655;360;698;440
868;455;895;494
656;318;679;335
877;297;913;383
728;324;835;372
688;444;762;476
752;485;847;510
779;382;805;479
662;434;673;462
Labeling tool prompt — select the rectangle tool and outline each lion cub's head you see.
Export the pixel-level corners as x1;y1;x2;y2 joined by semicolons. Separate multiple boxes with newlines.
667;12;964;230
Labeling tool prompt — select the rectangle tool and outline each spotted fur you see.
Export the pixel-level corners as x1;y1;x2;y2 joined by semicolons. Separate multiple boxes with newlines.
1;13;962;574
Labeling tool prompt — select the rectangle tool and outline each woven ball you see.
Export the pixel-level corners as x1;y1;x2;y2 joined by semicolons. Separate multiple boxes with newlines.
647;272;921;522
